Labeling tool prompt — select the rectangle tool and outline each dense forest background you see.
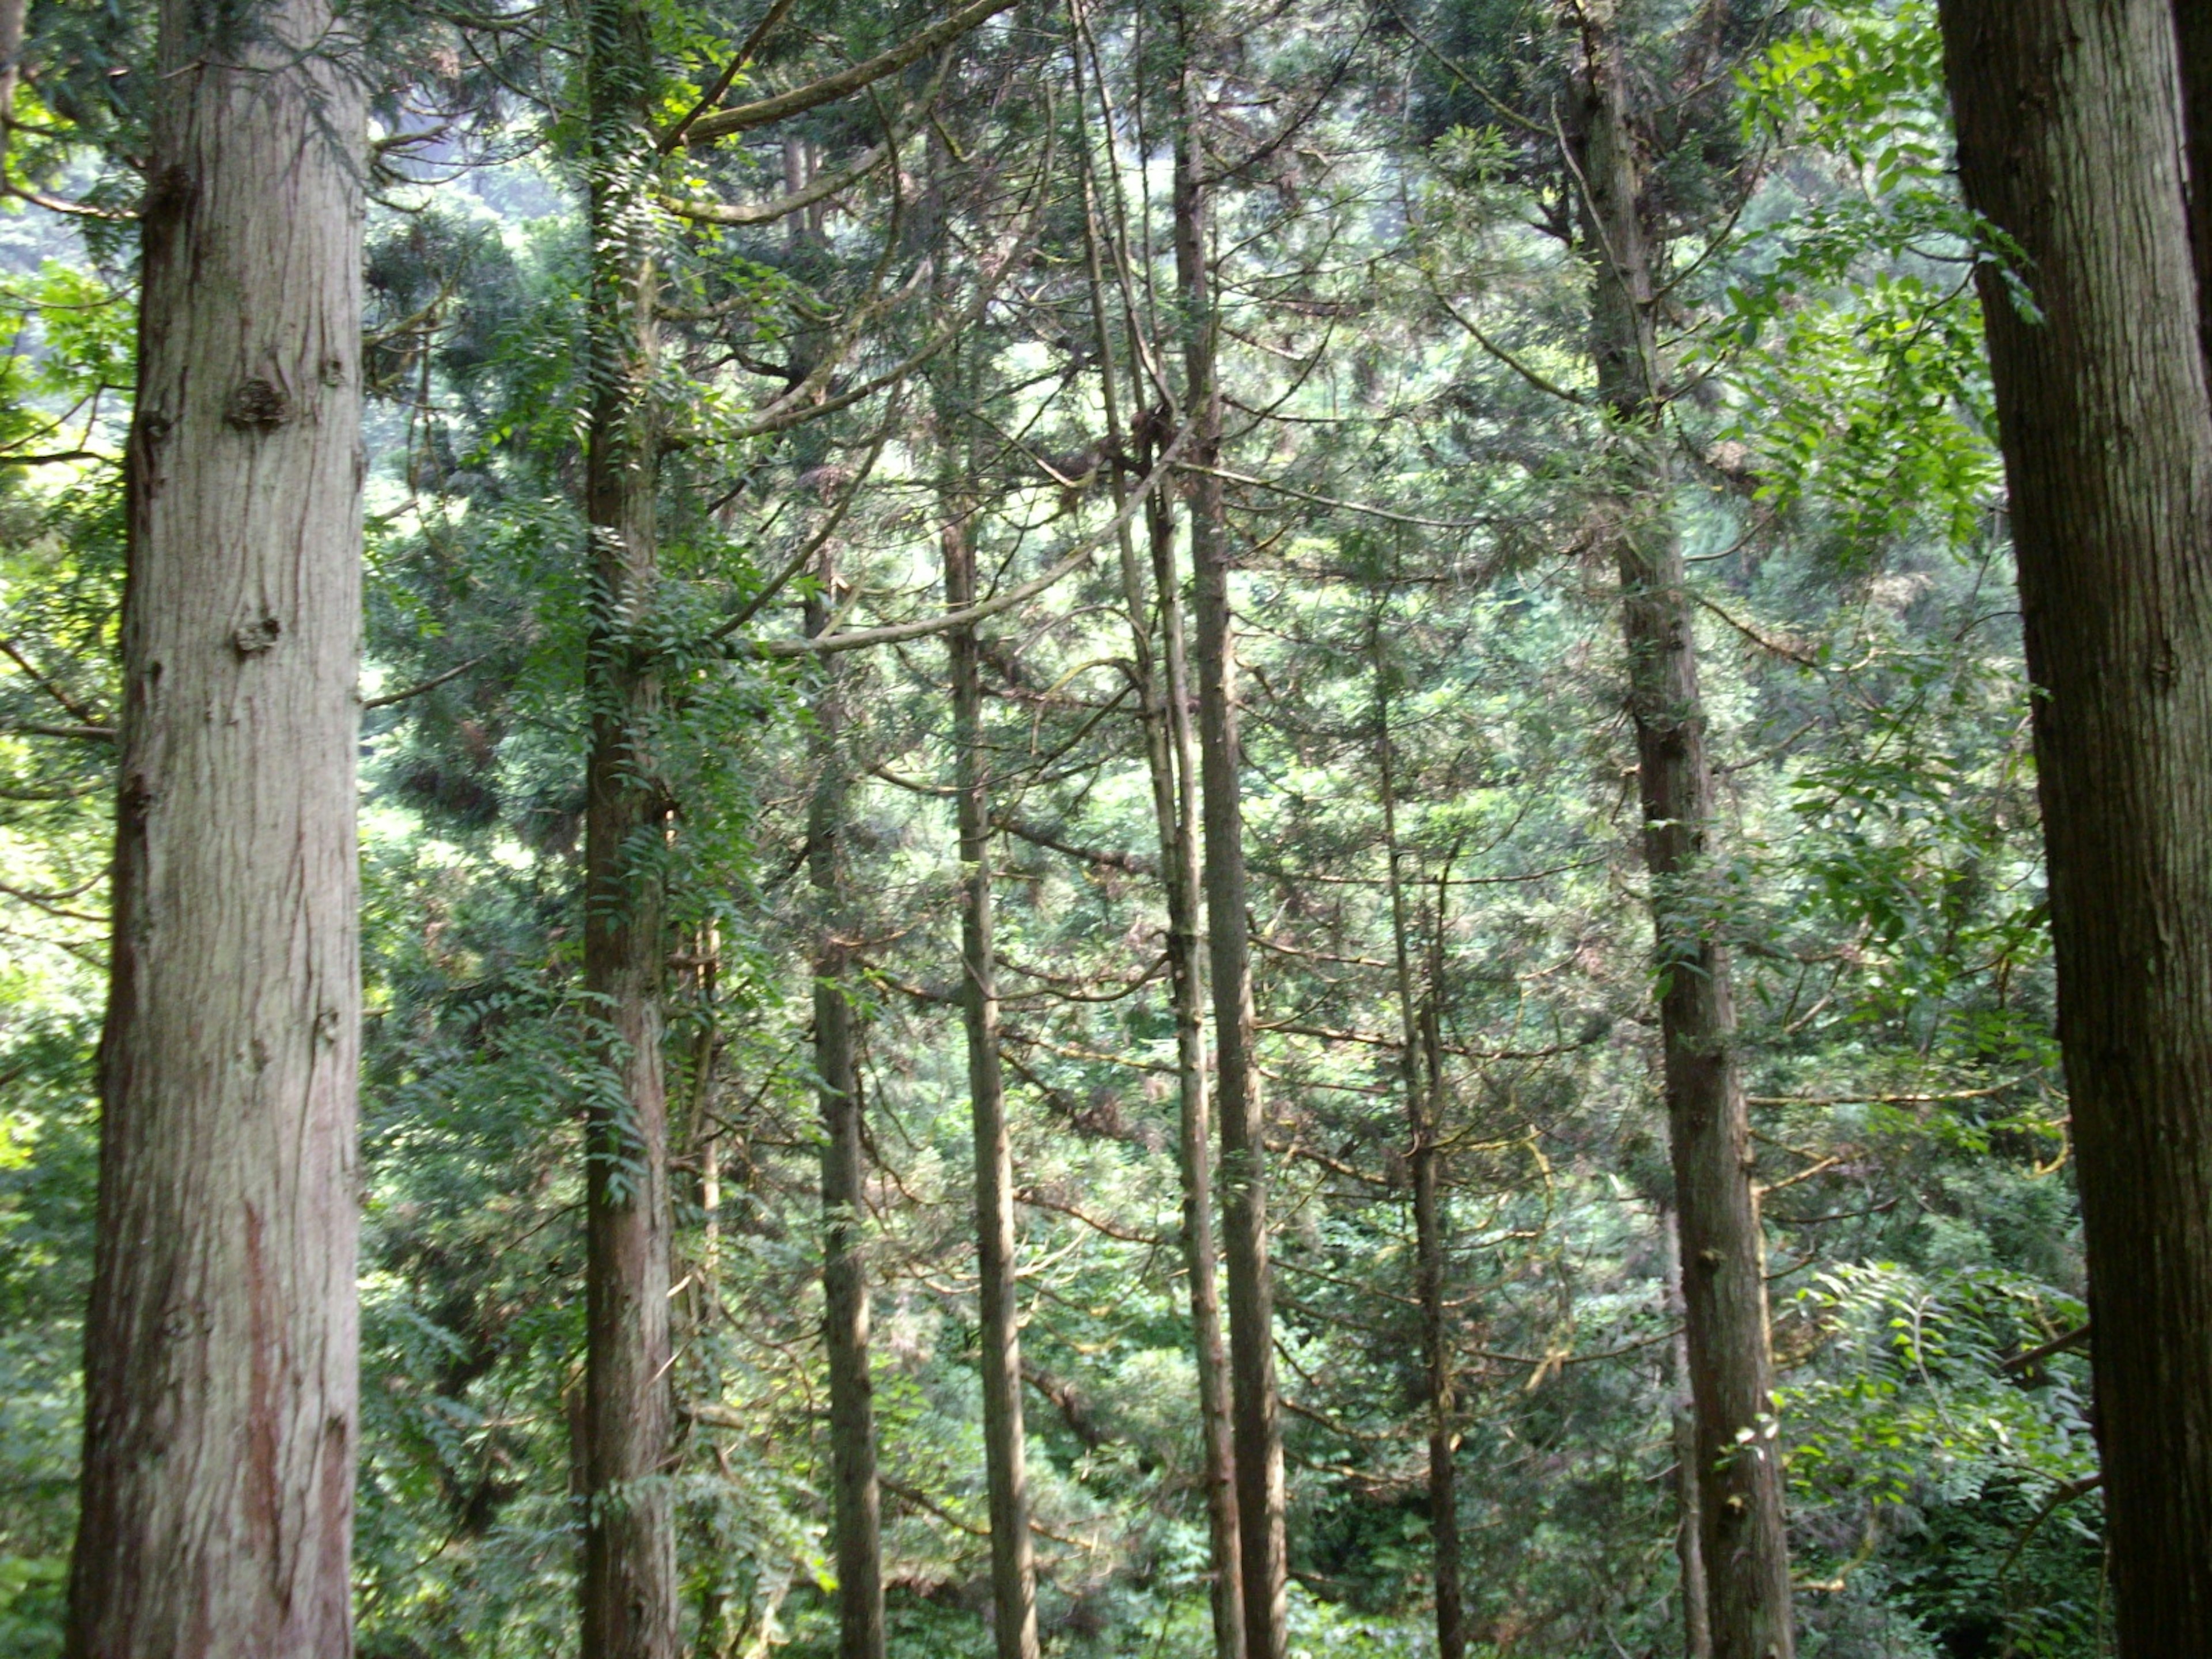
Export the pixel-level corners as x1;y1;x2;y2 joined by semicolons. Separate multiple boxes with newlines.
0;0;2117;1654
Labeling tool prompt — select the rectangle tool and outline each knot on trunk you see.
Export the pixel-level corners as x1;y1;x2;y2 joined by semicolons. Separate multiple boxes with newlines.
225;378;295;431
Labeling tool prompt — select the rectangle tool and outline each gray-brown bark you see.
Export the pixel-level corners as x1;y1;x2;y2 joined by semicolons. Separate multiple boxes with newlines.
1568;14;1794;1658
1068;62;1245;1643
1663;1209;1714;1659
945;502;1043;1659
1175;32;1287;1658
808;556;887;1659
1938;1;2212;1646
67;0;363;1650
579;0;678;1649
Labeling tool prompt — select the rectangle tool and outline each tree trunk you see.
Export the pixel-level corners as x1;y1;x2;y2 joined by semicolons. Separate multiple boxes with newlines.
1068;66;1245;1646
2169;2;2212;365
580;0;677;1650
1570;18;1794;1659
1664;1209;1715;1659
945;500;1043;1659
1175;33;1287;1658
1938;2;2212;1646
808;555;887;1659
67;5;363;1653
1373;634;1463;1659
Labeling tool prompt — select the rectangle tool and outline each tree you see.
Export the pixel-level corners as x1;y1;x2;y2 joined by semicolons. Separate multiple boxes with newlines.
65;0;365;1650
1938;0;2212;1646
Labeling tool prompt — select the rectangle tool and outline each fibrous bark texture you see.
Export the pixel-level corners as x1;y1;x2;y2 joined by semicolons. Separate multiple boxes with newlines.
68;0;363;1652
579;0;677;1649
1940;2;2212;1646
1571;15;1794;1658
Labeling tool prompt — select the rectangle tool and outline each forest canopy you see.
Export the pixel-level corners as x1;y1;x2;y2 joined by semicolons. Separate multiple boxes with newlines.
2;1;2205;1656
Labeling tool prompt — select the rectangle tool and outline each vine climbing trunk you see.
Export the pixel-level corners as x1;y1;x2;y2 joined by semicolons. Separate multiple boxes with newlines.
1940;2;2212;1648
1567;13;1794;1659
1175;20;1287;1657
945;478;1043;1659
579;0;677;1650
68;0;364;1650
808;554;887;1659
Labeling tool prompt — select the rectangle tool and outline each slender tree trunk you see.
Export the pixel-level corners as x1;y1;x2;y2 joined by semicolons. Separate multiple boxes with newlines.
1174;31;1287;1657
1569;17;1794;1659
808;555;887;1659
1372;633;1463;1659
580;0;677;1650
1663;1209;1715;1659
1068;51;1245;1645
1939;2;2212;1646
67;3;363;1650
945;494;1043;1659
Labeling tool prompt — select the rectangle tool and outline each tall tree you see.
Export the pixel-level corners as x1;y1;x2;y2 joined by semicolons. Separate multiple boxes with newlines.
66;0;365;1649
1565;9;1795;1656
807;551;887;1659
578;0;677;1647
1938;0;2212;1646
945;414;1043;1659
1174;12;1289;1653
1070;26;1244;1642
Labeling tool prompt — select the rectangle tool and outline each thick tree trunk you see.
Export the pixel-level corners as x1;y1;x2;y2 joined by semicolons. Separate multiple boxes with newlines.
1069;82;1245;1646
579;0;678;1651
1570;19;1794;1659
1939;2;2212;1646
808;558;887;1659
67;5;363;1653
1175;46;1287;1659
1373;642;1463;1659
945;505;1043;1659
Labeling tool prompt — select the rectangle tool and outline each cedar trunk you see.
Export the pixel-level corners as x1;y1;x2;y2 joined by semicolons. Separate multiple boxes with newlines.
808;560;888;1659
1940;1;2212;1645
1571;18;1794;1659
946;507;1043;1659
1075;89;1245;1642
579;0;677;1650
1175;51;1289;1659
69;2;364;1651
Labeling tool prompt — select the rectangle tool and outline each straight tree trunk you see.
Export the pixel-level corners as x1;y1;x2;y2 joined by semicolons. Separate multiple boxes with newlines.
1372;633;1463;1659
1938;2;2212;1646
2169;2;2212;364
1569;16;1794;1659
1174;30;1287;1657
68;2;363;1650
808;556;887;1659
1664;1209;1715;1659
1067;64;1245;1647
579;0;678;1650
945;497;1043;1659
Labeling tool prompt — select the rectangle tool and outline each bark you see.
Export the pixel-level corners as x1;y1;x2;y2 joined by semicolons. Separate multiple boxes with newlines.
579;0;677;1649
1569;16;1794;1659
1068;55;1245;1647
946;499;1042;1659
1663;1210;1714;1659
808;556;887;1659
66;1;363;1653
1175;29;1287;1657
2171;1;2212;365
1938;2;2212;1646
1373;637;1463;1659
